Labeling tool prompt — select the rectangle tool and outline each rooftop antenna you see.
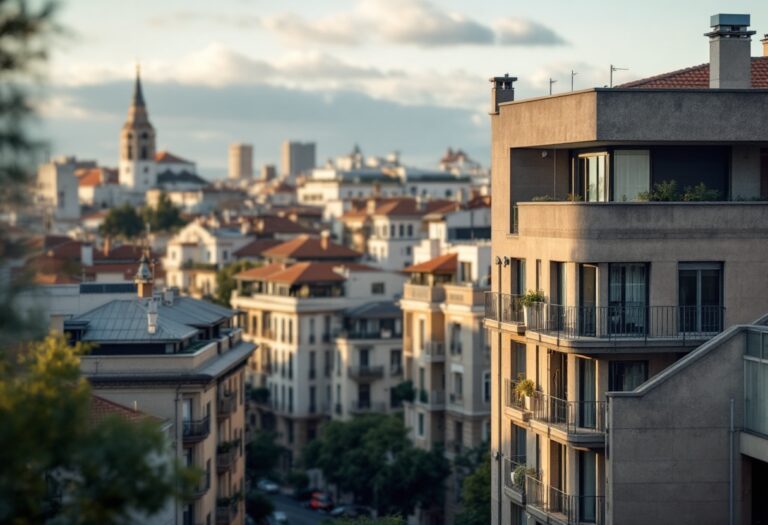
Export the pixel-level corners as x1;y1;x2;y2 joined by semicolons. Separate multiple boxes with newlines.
610;64;629;87
548;78;557;95
571;70;578;91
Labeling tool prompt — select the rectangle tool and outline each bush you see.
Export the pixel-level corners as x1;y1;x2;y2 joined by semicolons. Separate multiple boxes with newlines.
392;380;416;404
531;195;555;202
514;376;536;398
682;182;721;201
520;290;545;307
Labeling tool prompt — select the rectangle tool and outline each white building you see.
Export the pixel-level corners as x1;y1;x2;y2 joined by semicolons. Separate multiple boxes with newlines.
36;156;81;223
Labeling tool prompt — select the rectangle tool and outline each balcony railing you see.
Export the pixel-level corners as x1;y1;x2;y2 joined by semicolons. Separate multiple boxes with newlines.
350;400;386;413
420;342;445;360
525;476;604;525
347;365;385;380
502;455;528;494
216;444;238;474
215;501;239;525
449;393;463;405
418;389;446;407
530;392;606;434
504;379;526;411
182;416;210;444
484;292;524;324
217;394;236;420
337;329;400;340
449;341;462;355
403;283;446;303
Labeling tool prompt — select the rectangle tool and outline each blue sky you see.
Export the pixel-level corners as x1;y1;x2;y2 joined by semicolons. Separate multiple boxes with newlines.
41;0;768;178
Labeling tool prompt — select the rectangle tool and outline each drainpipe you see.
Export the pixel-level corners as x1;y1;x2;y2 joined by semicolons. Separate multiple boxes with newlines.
175;385;182;525
495;256;503;525
729;398;734;525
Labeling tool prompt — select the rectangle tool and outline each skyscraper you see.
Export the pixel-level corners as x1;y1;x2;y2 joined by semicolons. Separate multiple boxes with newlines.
228;143;253;180
281;141;316;180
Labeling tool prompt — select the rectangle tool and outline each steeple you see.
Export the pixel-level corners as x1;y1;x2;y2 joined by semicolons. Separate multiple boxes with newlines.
132;64;146;108
119;64;157;191
125;64;151;127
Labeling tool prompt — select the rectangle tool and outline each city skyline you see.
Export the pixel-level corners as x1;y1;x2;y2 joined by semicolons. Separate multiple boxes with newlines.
41;0;768;177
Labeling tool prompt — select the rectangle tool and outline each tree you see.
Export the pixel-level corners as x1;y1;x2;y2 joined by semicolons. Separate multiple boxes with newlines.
302;414;450;517
454;455;491;525
215;259;257;306
0;335;197;524
143;192;186;233
99;203;144;240
245;491;274;525
246;431;286;482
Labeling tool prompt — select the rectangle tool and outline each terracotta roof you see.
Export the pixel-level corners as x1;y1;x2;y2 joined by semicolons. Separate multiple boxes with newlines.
234;239;282;258
373;198;459;217
466;195;491;209
404;253;458;274
251;216;314;235
273;181;295;193
76;168;103;187
155;150;193;164
341;263;381;272
267;262;346;285
235;262;286;282
88;395;162;425
263;235;361;261
618;57;768;89
34;273;80;285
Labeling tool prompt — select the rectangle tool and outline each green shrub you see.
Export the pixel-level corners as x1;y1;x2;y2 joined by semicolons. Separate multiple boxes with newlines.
520;290;545;307
682;182;721;201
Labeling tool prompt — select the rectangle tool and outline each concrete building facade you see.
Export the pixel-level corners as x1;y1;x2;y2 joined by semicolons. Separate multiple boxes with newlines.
281;141;316;181
228;144;254;180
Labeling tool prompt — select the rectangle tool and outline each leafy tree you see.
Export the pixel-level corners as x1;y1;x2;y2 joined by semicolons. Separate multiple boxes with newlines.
391;380;415;404
99;203;144;240
215;259;257;306
454;454;491;525
246;431;286;481
245;490;274;525
143;192;186;233
0;335;198;524
303;414;450;517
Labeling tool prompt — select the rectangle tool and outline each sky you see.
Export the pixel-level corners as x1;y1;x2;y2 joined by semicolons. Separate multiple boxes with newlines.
39;0;768;178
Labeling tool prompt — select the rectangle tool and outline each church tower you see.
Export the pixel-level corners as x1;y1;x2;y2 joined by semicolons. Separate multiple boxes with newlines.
119;66;157;192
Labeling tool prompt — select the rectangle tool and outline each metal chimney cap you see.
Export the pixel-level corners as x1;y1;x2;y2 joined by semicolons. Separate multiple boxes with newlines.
710;13;750;28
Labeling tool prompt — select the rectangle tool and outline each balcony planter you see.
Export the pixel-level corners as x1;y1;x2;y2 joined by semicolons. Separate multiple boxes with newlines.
515;377;536;413
521;290;545;326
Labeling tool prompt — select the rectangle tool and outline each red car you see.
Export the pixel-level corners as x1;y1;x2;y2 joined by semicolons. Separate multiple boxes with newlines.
308;491;334;511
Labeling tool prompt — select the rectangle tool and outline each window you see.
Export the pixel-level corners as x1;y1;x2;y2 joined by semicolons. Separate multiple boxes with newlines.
614;150;650;201
550;262;566;305
535;259;542;292
459;261;472;283
407;224;413;237
288;387;293;412
287;420;294;443
288;354;293;379
609;263;648;335
222;250;228;261
405;246;412;256
309;386;316;413
608;360;648;391
399;224;404;237
452;372;463;400
390;224;396;237
309;318;316;344
371;282;385;295
140;146;148;160
450;322;461;354
288;319;293;344
309;351;316;379
577;153;609;202
418;318;426;351
390;349;402;375
679;263;723;333
511;342;526;379
511;258;526;295
417;413;425;436
579;451;598;522
419;366;425;390
482;371;491;403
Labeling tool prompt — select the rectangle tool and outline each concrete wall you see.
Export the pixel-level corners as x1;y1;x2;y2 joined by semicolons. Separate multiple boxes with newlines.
608;330;746;525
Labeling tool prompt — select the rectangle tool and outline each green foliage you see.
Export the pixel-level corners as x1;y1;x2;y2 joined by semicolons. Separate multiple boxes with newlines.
531;195;555;202
143;192;186;233
0;335;197;524
99;203;145;240
512;464;537;489
303;414;451;516
286;469;309;491
392;380;415;404
215;260;258;307
323;517;406;525
520;289;545;307
455;455;491;525
638;180;678;201
248;385;270;404
245;490;274;524
681;182;721;202
246;431;286;481
515;375;536;398
566;193;583;202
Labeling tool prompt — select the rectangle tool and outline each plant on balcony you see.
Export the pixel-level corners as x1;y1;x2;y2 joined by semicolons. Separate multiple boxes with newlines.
566;193;583;202
393;380;416;403
520;290;545;307
682;182;721;202
512;464;538;489
419;389;429;403
638;180;678;201
216;496;231;507
514;376;536;398
217;441;233;454
531;195;555;202
249;386;270;404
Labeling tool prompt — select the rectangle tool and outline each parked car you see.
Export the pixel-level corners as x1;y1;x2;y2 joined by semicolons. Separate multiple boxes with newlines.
307;491;334;511
257;478;280;494
270;511;288;524
329;505;372;518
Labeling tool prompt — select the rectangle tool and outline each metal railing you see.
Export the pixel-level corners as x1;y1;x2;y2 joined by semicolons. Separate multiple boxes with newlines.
484;292;524;324
502;455;528;493
217;394;236;419
216;446;238;474
347;365;385;380
530;392;606;434
504;379;526;411
421;342;445;359
418;389;446;406
449;341;462;355
526;303;724;342
525;476;604;525
182;416;210;443
215;501;239;525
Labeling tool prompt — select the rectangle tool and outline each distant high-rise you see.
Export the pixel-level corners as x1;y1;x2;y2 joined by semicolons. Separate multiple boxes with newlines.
228;143;253;180
260;164;276;182
281;141;316;180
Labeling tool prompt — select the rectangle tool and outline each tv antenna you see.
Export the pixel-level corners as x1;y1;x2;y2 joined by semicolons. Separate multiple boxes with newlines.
548;78;557;95
610;64;629;87
571;70;578;91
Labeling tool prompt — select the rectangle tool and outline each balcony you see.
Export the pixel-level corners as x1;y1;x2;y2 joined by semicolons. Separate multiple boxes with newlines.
403;283;445;303
449;341;462;355
337;329;400;340
484;292;524;325
190;475;210;500
217;393;236;420
530;392;606;445
348;365;385;381
502;455;527;504
526;303;724;345
350;400;386;414
444;284;487;307
419;342;445;362
417;389;445;409
182;416;210;444
525;476;604;525
504;379;526;412
449;393;464;406
215;500;239;525
216;442;239;474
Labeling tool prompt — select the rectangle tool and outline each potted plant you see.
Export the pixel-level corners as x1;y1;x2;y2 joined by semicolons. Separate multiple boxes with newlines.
512;464;538;491
520;290;545;325
514;375;536;413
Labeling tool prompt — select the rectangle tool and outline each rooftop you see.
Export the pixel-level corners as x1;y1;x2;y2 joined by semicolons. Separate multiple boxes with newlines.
155;150;193;164
404;252;458;274
618;57;768;89
263;235;361;260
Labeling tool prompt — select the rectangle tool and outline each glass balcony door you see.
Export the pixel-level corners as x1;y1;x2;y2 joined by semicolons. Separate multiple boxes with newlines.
609;263;648;335
579;451;597;522
679;263;723;333
579;265;597;336
578;153;609;202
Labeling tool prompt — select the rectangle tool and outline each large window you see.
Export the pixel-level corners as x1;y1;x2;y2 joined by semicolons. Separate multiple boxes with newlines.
608;360;648;391
679;263;723;333
614;150;650;201
609;263;648;335
578;153;609;202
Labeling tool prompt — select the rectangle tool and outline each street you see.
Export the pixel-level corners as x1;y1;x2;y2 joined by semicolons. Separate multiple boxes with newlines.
270;493;327;525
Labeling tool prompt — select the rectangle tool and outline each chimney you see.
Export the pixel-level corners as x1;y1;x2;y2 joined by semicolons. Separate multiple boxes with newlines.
320;230;330;250
762;34;768;57
163;287;176;306
489;73;518;114
80;242;93;266
706;14;755;89
147;297;158;334
102;236;111;256
134;251;154;298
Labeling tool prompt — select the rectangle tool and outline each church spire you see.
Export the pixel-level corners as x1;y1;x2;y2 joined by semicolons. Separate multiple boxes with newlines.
133;64;146;108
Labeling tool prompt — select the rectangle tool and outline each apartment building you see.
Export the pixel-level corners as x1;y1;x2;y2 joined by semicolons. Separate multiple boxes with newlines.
400;243;491;524
281;141;316;181
228;143;254;180
487;14;768;525
68;257;253;525
231;261;406;464
36;156;81;224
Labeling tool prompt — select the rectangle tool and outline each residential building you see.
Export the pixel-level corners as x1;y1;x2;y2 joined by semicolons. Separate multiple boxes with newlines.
400;244;492;524
260;164;277;182
156;150;197;176
36;156;81;223
486;14;768;525
119;68;157;194
66;258;253;525
76;166;122;209
229;144;254;180
231;261;406;465
261;233;361;265
281;141;316;181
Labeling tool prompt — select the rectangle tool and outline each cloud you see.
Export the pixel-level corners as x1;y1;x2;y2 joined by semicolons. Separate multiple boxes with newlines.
496;18;567;46
147;11;261;30
262;0;561;48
